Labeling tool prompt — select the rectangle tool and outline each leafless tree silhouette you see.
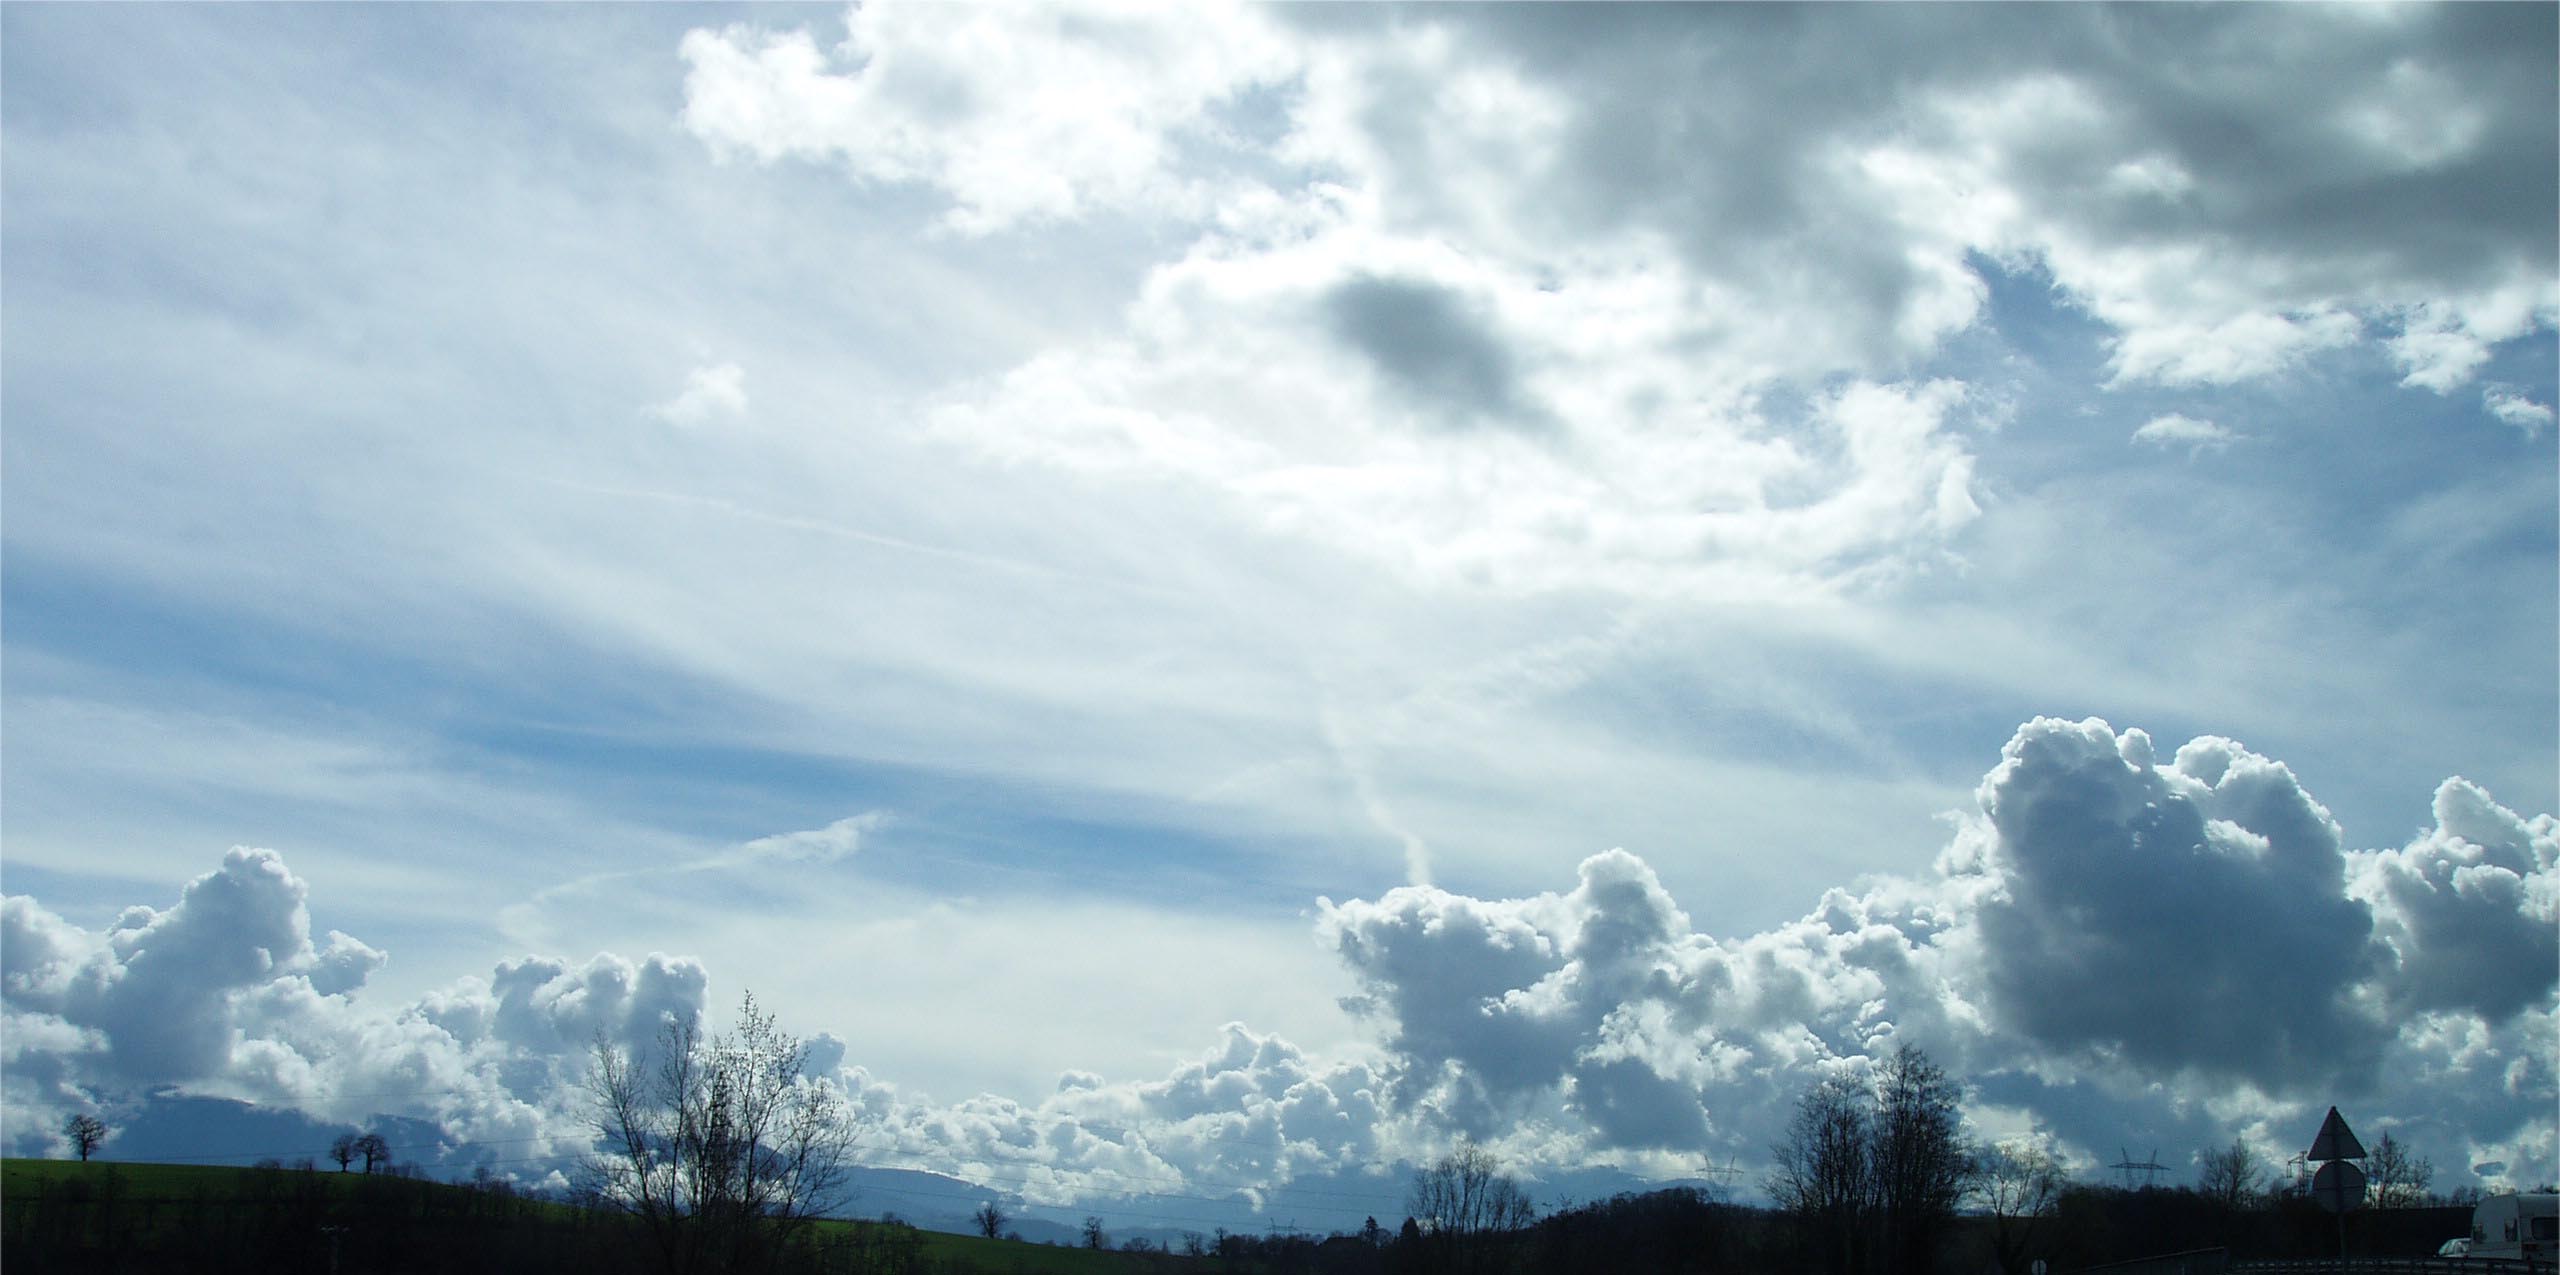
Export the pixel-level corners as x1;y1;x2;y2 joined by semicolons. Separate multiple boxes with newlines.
62;1113;106;1162
1407;1140;1535;1273
1974;1138;2066;1275
2367;1132;2433;1208
2197;1138;2263;1212
586;992;852;1275
1771;1075;1873;1275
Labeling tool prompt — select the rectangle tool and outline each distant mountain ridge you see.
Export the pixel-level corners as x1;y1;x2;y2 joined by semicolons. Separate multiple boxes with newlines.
88;1092;1717;1246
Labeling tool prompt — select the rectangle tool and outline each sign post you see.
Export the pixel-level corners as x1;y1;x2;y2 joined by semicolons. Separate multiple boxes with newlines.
2305;1107;2365;1274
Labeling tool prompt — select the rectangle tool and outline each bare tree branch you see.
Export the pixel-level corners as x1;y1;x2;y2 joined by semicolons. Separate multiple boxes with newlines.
584;992;852;1275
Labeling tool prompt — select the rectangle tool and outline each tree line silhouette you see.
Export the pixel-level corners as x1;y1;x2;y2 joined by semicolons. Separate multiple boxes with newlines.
13;1003;2523;1274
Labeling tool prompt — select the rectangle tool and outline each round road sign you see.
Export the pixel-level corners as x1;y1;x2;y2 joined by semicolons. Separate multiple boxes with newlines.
2312;1159;2366;1213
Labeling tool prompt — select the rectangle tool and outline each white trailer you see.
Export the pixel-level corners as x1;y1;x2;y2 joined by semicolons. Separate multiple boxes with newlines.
2469;1192;2558;1266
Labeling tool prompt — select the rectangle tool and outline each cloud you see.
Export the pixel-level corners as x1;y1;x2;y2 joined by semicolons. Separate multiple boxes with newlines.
1965;722;2384;1089
926;228;1990;597
4;3;2551;1215
2390;286;2555;394
3;849;330;1083
2483;386;2554;438
1;851;713;1184
653;361;749;426
677;3;2546;607
308;930;389;997
4;722;2552;1200
678;3;1297;234
733;813;876;866
503;813;882;934
2131;413;2239;454
1316;718;2555;1185
686;4;2554;400
1321;273;1545;435
2350;777;2559;1022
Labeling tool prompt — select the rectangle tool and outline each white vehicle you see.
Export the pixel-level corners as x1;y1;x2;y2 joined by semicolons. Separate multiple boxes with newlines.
2469;1192;2558;1266
2440;1237;2472;1257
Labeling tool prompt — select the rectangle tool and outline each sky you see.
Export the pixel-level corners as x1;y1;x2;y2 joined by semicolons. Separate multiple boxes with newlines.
3;0;2555;1222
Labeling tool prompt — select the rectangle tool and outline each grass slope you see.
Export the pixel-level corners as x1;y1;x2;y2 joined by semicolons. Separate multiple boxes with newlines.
811;1217;1171;1273
5;1159;1189;1272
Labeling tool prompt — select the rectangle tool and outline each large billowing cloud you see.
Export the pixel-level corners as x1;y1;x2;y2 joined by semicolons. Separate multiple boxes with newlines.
0;850;710;1173
1964;724;2387;1089
2352;777;2560;1022
5;850;344;1085
9;719;2546;1199
1320;718;2553;1187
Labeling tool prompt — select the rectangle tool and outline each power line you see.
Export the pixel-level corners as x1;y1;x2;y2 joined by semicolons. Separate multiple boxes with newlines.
2109;1146;2170;1190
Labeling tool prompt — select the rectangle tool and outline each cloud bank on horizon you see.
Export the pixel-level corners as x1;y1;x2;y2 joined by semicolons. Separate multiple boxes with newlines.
4;0;2555;1221
7;719;2554;1202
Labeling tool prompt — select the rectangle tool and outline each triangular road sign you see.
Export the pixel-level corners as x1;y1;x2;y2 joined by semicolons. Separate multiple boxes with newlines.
2307;1106;2365;1161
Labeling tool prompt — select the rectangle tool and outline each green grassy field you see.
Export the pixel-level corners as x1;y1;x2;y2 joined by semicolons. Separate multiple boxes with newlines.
808;1216;1185;1273
4;1155;570;1257
4;1156;582;1215
4;1158;1193;1273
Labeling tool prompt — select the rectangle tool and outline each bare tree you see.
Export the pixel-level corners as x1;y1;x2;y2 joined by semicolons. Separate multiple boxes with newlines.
1082;1215;1107;1250
62;1113;106;1163
1873;1045;1972;1274
2197;1138;2263;1212
586;992;854;1275
353;1131;391;1174
1766;1048;1977;1275
1407;1140;1535;1273
2367;1132;2433;1208
329;1133;357;1172
1973;1138;2067;1275
972;1201;1006;1240
1770;1075;1873;1275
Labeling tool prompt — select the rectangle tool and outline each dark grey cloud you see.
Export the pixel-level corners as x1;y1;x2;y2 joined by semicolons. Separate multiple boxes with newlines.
1968;722;2386;1090
2062;3;2556;285
1274;2;2556;383
1321;274;1546;434
1569;1056;1711;1151
1534;3;2544;276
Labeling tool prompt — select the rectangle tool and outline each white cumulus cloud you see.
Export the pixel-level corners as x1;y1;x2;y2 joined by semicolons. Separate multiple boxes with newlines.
653;360;749;426
2483;386;2554;438
5;722;2551;1197
2132;413;2239;454
679;2;1298;234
